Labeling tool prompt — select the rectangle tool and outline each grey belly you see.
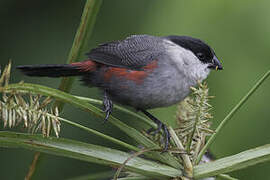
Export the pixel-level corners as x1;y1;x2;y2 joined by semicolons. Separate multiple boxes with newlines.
107;65;192;109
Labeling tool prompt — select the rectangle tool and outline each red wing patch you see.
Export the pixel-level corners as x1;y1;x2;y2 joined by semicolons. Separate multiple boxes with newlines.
104;60;158;84
143;60;158;70
71;60;97;72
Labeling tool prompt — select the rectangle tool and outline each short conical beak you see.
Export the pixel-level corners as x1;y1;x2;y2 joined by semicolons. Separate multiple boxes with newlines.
208;56;223;70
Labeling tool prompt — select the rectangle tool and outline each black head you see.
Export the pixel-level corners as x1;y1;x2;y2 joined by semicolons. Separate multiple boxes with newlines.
165;35;223;70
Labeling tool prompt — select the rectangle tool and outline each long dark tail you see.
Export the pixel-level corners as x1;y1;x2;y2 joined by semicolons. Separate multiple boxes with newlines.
17;61;96;77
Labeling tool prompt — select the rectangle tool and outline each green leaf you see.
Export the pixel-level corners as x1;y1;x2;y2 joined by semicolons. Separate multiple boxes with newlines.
67;172;151;180
66;171;115;180
75;96;157;128
194;144;270;179
29;1;104;178
217;174;239;180
56;0;103;111
116;176;152;180
0;131;181;179
196;69;270;164
59;116;139;152
2;83;181;168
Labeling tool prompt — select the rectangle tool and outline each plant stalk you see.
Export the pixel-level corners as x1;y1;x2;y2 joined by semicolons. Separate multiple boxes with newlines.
168;127;193;179
196;69;270;164
55;0;103;111
25;1;103;179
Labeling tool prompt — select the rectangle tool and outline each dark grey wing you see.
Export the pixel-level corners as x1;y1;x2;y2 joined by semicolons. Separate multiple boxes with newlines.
86;35;164;70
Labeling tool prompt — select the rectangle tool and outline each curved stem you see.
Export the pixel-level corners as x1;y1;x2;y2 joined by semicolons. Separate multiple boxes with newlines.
55;0;103;111
59;117;139;151
75;96;157;128
196;69;270;164
26;1;103;179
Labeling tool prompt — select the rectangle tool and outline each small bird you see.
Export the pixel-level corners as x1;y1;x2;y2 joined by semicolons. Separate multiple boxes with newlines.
17;35;223;150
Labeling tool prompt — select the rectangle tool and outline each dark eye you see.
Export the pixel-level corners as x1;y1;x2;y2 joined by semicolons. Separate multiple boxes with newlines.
197;52;205;60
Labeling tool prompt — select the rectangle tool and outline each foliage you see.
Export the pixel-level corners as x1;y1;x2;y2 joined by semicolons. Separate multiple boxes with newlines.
0;63;60;137
176;82;214;163
1;62;269;179
1;1;270;179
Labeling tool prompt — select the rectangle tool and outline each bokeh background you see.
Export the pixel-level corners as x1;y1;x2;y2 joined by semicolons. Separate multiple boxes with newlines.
1;0;270;179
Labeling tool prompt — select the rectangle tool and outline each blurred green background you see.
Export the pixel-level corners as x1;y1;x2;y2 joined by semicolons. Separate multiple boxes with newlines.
1;0;270;179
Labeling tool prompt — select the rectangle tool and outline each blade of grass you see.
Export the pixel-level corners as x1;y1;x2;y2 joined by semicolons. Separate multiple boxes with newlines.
27;1;103;179
67;172;151;180
57;116;139;152
24;152;41;180
217;174;239;180
66;171;116;180
196;69;270;164
168;127;192;178
55;0;103;111
0;131;181;179
194;144;270;179
116;176;152;180
2;83;181;168
74;96;157;128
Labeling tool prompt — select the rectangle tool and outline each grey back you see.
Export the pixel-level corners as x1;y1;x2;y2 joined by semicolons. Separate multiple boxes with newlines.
86;35;164;70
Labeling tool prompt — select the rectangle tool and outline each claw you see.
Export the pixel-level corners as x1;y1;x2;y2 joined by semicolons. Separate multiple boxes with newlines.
103;91;113;123
161;123;170;152
140;109;171;151
147;122;162;135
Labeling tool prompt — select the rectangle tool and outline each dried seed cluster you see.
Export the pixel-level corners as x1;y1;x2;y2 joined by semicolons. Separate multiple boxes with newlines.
176;82;214;163
0;62;61;137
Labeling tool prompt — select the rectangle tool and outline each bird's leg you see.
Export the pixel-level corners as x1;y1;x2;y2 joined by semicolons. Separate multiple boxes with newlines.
103;90;113;123
140;109;171;151
146;121;162;135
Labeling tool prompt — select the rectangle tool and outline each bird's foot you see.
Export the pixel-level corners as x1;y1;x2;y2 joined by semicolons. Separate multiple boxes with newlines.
146;122;162;135
103;91;113;123
140;109;171;151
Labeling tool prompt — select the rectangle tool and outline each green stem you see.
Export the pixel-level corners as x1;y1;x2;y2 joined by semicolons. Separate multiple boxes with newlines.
168;127;193;178
217;174;239;180
2;82;181;168
196;69;270;164
0;131;181;179
27;1;103;179
8;97;138;151
66;171;115;180
186;89;205;153
58;117;139;151
194;144;270;178
55;0;103;111
116;176;152;180
75;96;157;128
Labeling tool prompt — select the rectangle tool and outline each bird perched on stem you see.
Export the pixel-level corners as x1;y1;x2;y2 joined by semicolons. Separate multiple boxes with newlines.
17;35;223;150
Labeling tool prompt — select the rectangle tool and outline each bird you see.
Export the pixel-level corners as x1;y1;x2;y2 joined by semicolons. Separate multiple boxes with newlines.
17;34;223;150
